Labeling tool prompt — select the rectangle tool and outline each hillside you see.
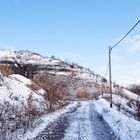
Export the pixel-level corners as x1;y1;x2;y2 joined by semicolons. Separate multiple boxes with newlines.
0;49;140;140
0;49;139;116
94;97;140;140
0;49;105;103
0;73;50;139
0;49;105;139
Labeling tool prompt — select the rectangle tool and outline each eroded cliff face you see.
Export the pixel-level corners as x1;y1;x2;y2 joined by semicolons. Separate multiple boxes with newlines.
0;50;105;103
22;64;101;102
0;61;25;76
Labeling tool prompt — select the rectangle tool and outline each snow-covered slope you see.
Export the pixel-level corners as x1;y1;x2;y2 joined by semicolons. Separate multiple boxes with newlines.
94;98;140;140
103;86;140;120
0;73;50;140
0;74;48;109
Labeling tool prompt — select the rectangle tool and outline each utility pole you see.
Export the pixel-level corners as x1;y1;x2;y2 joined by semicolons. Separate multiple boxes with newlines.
107;20;140;108
101;77;103;98
109;46;112;108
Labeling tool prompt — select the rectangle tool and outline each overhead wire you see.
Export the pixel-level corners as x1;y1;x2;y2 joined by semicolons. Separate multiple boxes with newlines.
104;19;140;80
111;19;140;50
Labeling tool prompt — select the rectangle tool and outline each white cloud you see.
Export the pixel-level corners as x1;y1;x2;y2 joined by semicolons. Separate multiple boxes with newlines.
111;52;122;62
108;34;140;86
111;61;140;86
83;56;140;87
123;34;140;52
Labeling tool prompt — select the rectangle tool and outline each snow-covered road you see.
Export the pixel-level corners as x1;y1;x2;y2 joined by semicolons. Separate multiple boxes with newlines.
32;101;119;140
63;101;119;140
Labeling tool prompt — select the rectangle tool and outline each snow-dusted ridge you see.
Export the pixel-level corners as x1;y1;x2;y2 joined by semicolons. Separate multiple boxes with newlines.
15;50;64;65
0;49;63;66
0;49;18;63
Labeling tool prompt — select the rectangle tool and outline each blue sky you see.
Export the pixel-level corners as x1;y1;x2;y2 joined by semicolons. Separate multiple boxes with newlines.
0;0;140;86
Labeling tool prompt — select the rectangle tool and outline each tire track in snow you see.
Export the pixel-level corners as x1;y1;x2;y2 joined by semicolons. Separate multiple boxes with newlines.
32;101;119;140
63;102;95;140
63;101;119;140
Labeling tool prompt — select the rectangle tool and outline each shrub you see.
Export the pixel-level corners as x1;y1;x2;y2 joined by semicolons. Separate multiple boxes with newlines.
0;66;13;76
128;84;140;95
76;92;89;99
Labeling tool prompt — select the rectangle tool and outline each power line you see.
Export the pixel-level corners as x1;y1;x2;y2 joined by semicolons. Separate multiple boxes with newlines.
111;19;140;50
108;20;140;108
103;20;140;91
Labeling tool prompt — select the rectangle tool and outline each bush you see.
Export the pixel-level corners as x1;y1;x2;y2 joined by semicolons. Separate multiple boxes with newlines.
128;84;140;95
2;66;13;76
76;92;89;99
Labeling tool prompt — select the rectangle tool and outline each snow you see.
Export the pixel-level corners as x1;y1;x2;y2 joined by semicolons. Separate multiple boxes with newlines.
16;50;62;65
46;71;71;76
123;89;140;101
103;92;137;115
113;94;136;114
94;97;140;140
0;74;47;107
19;102;79;140
75;69;102;87
0;49;17;62
63;101;94;140
0;49;15;58
0;74;50;140
0;49;62;66
9;74;32;85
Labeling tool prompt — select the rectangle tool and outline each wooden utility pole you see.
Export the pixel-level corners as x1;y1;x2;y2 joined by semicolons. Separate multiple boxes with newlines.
101;77;103;98
109;46;112;108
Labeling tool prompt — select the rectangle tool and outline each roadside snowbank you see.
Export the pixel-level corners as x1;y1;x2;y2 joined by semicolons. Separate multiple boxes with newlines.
94;98;140;140
20;101;79;140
